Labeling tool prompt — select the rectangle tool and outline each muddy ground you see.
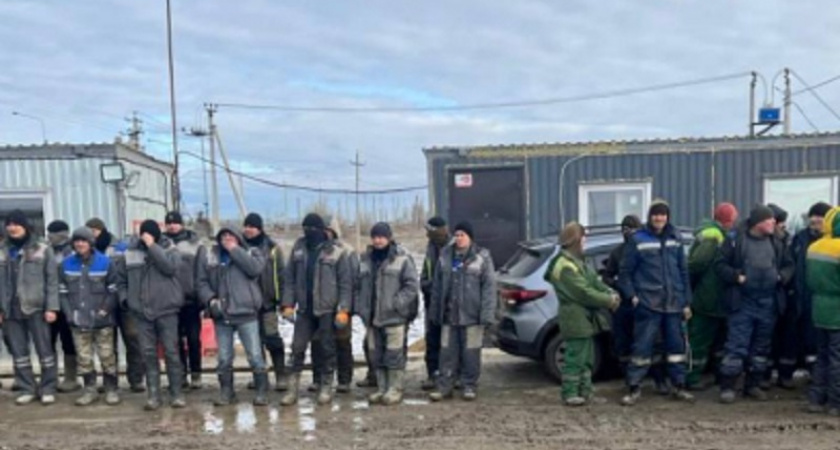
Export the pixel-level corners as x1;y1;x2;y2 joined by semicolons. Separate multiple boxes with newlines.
1;350;838;450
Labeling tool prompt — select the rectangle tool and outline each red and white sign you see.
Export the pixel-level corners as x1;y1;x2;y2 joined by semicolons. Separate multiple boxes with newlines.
454;173;473;188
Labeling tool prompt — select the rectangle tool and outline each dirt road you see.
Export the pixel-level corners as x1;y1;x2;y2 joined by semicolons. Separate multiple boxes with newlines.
1;350;837;450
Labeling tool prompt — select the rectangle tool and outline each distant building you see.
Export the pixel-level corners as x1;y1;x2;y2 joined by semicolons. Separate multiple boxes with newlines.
0;141;174;237
424;133;840;265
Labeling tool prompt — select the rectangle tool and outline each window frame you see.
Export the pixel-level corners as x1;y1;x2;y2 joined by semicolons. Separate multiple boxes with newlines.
578;181;652;227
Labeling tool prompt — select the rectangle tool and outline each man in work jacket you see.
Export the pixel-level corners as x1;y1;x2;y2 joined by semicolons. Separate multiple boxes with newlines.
163;211;205;390
280;213;353;406
618;200;694;406
356;222;419;406
805;205;840;416
241;212;288;392
716;205;795;404
47;219;81;393
428;221;496;402
420;216;449;391
59;226;121;406
119;220;184;411
0;210;60;406
686;202;739;390
548;222;620;406
196;227;270;407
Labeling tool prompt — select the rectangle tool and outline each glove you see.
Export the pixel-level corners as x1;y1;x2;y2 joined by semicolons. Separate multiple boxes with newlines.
683;307;693;321
208;299;225;320
281;307;295;320
334;310;350;329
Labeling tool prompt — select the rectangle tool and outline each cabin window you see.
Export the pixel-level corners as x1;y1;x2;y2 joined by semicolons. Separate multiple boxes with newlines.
764;176;838;232
578;182;652;227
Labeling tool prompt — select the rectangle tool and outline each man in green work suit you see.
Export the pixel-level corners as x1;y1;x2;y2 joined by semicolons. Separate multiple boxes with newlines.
546;222;620;406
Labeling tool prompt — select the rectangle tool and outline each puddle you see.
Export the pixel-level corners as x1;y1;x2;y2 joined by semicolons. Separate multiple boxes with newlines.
352;400;370;410
403;398;430;406
353;416;365;432
331;404;341;413
298;398;317;440
203;410;225;435
235;404;257;433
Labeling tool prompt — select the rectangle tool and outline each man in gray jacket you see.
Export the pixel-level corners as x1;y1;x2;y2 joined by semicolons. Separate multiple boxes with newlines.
47;219;81;393
280;213;353;406
196;227;269;407
356;222;419;406
119;220;184;411
0;210;60;406
428;221;496;402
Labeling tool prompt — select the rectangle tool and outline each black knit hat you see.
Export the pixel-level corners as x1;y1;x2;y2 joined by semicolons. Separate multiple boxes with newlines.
164;211;183;225
767;203;788;223
426;216;447;230
454;221;474;240
808;202;832;218
301;213;325;229
47;220;70;234
748;205;775;228
5;209;31;229
621;214;642;230
370;222;393;239
139;219;162;242
244;212;264;231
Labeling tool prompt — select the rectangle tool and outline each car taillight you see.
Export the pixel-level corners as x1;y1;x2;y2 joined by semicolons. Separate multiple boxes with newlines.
500;288;547;306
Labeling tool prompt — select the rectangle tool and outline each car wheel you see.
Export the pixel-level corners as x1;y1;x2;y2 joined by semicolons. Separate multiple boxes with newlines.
543;333;604;384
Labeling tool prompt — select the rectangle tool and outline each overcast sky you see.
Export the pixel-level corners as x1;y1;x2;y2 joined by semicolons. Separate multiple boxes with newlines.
1;1;839;220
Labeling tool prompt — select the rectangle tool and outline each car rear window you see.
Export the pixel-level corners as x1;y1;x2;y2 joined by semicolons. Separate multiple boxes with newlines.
499;246;552;277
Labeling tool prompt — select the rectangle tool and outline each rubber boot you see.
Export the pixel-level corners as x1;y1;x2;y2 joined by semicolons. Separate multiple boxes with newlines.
317;381;333;405
168;360;186;409
382;370;405;406
190;373;203;390
104;373;121;406
76;372;100;407
253;371;270;406
368;370;388;404
270;350;288;392
280;373;300;406
58;355;82;393
143;369;162;411
214;370;236;407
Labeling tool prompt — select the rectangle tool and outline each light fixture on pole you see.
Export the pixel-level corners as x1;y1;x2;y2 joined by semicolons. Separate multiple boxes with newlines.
11;111;47;144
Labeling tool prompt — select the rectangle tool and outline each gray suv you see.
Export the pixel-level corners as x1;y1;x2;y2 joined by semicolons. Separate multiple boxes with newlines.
494;226;692;383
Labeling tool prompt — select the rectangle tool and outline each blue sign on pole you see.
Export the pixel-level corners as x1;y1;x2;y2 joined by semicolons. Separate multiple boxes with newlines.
758;107;781;124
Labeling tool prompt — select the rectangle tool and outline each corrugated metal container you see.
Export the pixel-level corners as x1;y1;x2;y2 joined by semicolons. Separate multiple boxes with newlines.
0;142;173;237
425;133;840;264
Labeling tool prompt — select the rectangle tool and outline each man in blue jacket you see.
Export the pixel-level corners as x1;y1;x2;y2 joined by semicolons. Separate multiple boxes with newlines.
618;200;694;406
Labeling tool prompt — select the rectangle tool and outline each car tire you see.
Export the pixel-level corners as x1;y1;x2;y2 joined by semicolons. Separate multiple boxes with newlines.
543;333;603;384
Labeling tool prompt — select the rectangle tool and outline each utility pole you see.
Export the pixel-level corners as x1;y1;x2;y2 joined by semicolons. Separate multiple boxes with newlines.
214;126;248;220
749;72;757;138
783;67;792;136
350;150;366;251
126;112;144;150
206;104;220;230
165;0;181;211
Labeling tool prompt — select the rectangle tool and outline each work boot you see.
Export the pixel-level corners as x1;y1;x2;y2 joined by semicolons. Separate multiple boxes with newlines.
368;370;388;404
337;383;351;394
168;367;186;409
253;371;269;407
745;387;768;401
76;373;100;407
421;377;436;391
144;373;162;411
564;396;587;407
171;395;187;409
317;383;333;405
58;355;82;393
104;374;121;406
719;390;736;404
357;371;377;388
621;387;641;406
383;370;405;406
41;394;56;405
280;374;300;406
214;370;236;407
190;373;203;390
462;387;477;402
671;387;696;403
15;394;36;406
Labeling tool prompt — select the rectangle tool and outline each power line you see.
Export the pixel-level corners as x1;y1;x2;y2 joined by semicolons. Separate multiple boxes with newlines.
213;71;752;113
178;150;426;194
792;73;840;96
790;70;840;124
791;102;820;132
